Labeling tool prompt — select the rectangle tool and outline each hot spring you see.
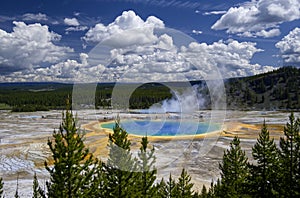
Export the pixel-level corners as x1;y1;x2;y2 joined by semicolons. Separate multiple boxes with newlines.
101;119;221;136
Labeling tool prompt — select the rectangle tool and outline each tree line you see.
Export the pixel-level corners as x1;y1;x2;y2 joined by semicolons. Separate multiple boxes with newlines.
1;67;300;111
1;106;300;197
0;83;172;111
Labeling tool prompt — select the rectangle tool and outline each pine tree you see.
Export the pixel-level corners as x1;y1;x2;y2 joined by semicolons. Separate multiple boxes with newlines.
177;169;194;198
45;100;98;197
32;173;45;198
206;182;214;198
219;136;250;197
89;161;107;198
104;117;138;197
156;178;167;197
210;179;222;198
137;136;157;197
166;174;178;197
279;112;300;196
250;121;280;197
33;173;39;198
0;177;3;198
205;180;219;198
156;174;178;198
199;185;207;198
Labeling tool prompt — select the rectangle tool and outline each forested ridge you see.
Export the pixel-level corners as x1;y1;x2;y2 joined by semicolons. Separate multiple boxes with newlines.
1;105;300;197
225;66;300;110
0;66;299;111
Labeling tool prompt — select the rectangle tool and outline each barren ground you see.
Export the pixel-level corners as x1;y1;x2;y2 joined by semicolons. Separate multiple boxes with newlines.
0;110;298;197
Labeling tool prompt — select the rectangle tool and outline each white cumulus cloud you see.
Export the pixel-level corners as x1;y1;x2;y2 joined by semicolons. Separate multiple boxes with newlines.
254;28;281;38
212;0;300;38
3;53;106;82
0;21;73;73
64;17;80;26
181;39;273;78
83;10;164;44
0;11;276;82
276;27;300;65
92;36;273;82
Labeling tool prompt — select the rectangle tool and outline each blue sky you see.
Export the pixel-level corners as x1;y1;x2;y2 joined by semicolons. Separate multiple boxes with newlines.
0;0;299;82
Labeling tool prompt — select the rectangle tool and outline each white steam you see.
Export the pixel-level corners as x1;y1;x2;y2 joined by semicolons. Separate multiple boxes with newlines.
148;85;205;114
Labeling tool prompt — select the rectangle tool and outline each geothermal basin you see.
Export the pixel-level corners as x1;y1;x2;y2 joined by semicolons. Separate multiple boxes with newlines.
0;109;299;197
101;119;221;136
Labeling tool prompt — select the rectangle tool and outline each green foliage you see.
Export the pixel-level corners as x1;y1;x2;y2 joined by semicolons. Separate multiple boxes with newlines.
218;136;250;197
88;161;107;198
32;173;39;198
199;185;207;198
129;83;172;109
155;171;195;198
0;83;73;110
137;136;157;197
155;178;167;197
104;117;138;197
201;113;300;198
249;121;280;197
0;82;172;110
32;173;46;198
0;103;11;110
209;179;222;198
162;174;178;198
45;100;98;197
177;169;194;198
226;66;300;110
279;112;300;196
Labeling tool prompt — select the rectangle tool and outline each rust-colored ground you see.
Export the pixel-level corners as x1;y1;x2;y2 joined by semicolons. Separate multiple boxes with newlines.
82;120;285;160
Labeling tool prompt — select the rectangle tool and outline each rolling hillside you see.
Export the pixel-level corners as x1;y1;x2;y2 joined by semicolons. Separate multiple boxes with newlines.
225;66;300;110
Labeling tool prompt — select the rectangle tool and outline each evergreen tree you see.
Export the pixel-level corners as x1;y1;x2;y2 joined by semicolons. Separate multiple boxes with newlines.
45;100;98;197
156;178;167;197
32;173;46;198
137;136;157;197
219;136;250;197
33;173;39;198
207;180;220;198
104;117;138;197
166;174;178;197
250;121;280;197
199;185;207;198
210;179;222;198
0;177;3;198
177;169;194;198
89;161;107;198
156;174;178;198
279;112;300;196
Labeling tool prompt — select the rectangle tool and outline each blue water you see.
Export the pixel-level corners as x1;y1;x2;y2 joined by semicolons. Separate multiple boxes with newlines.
101;120;220;136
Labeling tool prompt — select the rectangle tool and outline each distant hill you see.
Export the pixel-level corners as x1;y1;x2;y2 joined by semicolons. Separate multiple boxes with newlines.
225;66;300;110
0;66;299;111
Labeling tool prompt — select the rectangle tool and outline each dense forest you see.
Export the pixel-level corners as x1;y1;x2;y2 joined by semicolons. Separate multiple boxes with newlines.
225;66;300;110
0;66;299;111
1;105;300;197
